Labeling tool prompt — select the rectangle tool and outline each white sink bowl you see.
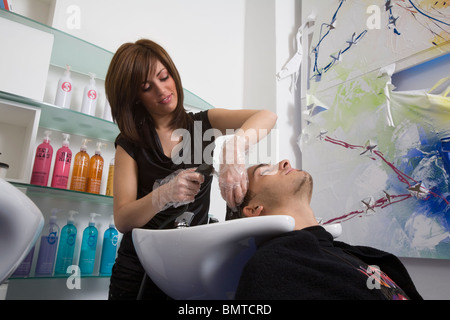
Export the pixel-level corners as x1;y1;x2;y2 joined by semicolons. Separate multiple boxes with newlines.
132;215;295;300
0;179;44;283
132;215;342;300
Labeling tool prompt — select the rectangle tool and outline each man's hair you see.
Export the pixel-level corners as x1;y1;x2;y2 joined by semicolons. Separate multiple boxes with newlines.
226;190;256;220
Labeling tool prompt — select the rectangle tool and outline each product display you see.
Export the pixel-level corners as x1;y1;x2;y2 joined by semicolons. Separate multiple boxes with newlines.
99;215;119;275
54;65;73;109
70;139;90;192
30;130;53;186
35;212;60;276
86;142;105;194
54;210;78;275
51;133;72;189
79;213;101;275
80;73;98;116
105;157;114;196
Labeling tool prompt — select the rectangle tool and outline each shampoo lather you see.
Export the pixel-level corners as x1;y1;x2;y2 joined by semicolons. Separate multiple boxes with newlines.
30;130;53;186
51;133;72;189
54;210;78;275
79;213;100;275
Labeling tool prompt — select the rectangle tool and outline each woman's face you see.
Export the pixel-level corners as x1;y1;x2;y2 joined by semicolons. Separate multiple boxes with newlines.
138;59;178;120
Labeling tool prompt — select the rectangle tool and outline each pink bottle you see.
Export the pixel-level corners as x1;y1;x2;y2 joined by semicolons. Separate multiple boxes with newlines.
51;133;72;189
30;130;54;186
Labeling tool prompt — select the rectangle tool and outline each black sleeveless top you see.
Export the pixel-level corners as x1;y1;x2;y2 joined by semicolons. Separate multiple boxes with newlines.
110;110;216;298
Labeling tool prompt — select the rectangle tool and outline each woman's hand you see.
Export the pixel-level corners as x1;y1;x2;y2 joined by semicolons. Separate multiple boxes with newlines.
219;135;248;210
152;168;205;212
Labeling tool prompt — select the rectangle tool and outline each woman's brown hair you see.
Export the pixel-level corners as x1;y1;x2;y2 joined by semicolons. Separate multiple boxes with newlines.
105;39;190;147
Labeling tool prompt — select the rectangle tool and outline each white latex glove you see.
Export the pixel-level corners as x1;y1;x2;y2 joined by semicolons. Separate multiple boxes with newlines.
219;135;248;211
152;168;205;212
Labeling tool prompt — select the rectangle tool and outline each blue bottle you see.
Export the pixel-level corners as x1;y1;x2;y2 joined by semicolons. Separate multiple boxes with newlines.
54;210;78;275
79;213;100;275
99;215;119;275
35;212;60;276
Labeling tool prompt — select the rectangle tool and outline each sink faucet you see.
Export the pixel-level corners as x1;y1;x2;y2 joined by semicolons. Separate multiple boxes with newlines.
174;211;195;228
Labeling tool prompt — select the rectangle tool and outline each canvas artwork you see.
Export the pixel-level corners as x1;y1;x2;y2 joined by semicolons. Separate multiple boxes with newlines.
299;0;450;258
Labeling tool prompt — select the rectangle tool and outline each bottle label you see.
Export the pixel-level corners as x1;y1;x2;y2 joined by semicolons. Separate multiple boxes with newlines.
61;82;72;92
88;235;97;248
36;147;51;160
87;89;97;100
47;231;58;245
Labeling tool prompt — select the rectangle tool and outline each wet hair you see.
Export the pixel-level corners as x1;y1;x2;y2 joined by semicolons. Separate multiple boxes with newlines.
105;39;190;147
227;190;256;220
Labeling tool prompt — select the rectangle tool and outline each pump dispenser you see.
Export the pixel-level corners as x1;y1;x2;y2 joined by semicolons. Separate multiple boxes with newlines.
99;215;119;275
81;73;98;116
51;133;72;189
30;130;54;186
86;142;105;194
35;211;60;276
54;65;73;109
70;139;90;192
79;213;101;275
54;210;78;275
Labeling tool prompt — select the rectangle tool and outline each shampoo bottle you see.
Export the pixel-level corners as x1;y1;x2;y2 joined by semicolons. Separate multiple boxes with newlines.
70;139;90;192
99;215;119;275
54;65;73;109
80;73;98;116
35;211;60;276
12;246;35;277
86;142;105;194
51;133;72;189
30;130;53;186
105;158;114;197
79;213;101;275
54;210;78;275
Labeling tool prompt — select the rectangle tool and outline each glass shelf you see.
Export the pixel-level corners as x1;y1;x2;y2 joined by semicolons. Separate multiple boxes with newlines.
9;273;110;280
11;182;113;206
0;90;120;142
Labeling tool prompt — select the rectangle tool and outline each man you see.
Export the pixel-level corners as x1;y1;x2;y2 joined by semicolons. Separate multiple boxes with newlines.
234;160;422;300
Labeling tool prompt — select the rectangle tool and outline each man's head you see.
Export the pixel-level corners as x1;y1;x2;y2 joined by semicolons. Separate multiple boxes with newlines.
237;160;314;225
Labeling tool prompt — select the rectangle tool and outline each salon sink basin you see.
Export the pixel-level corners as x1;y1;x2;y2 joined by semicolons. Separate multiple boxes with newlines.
133;215;295;300
0;179;44;283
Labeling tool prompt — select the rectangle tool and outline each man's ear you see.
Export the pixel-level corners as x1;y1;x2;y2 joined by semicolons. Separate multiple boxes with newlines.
242;205;264;217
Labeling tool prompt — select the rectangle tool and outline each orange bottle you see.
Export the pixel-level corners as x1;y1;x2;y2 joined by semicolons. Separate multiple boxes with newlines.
70;139;90;192
86;142;105;194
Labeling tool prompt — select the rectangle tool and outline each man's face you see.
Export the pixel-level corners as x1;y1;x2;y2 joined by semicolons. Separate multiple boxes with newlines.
246;160;313;209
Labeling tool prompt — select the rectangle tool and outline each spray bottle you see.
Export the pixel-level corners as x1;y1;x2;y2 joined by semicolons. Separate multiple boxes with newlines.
86;142;105;194
54;65;73;109
81;73;98;116
79;213;101;275
30;130;53;186
54;210;78;275
51;133;72;189
70;139;90;192
99;215;119;275
35;210;60;276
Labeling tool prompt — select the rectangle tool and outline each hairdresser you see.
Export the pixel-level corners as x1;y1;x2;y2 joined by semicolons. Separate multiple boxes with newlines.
105;39;277;300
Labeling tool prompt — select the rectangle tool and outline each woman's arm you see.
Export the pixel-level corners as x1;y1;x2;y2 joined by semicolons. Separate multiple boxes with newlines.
208;108;277;209
113;146;203;233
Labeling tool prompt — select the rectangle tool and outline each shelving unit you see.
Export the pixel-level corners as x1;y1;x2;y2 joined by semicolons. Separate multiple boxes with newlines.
1;7;214;298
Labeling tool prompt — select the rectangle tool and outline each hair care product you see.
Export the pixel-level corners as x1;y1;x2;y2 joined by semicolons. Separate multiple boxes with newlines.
35;211;60;276
70;139;90;192
54;65;73;109
30;130;53;186
80;73;98;116
105;158;114;196
99;215;119;275
79;213;100;275
103;99;113;122
11;247;35;277
54;210;78;275
51;133;72;189
86;142;105;194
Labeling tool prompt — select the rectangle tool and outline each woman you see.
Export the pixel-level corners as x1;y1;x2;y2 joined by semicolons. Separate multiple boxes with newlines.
105;39;277;299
